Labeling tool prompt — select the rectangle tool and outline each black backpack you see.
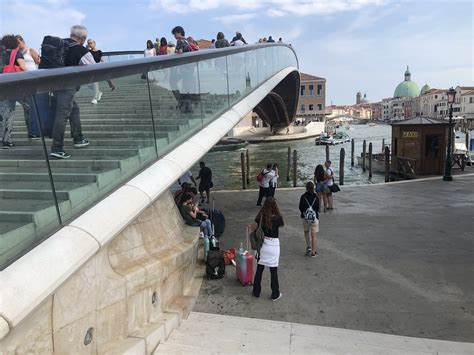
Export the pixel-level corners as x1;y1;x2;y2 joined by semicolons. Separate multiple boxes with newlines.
39;36;77;69
0;40;9;73
206;250;225;280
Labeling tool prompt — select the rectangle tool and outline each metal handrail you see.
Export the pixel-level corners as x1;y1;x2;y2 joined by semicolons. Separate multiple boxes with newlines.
0;44;298;100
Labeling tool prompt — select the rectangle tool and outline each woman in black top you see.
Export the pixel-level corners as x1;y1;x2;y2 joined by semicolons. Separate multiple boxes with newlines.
87;39;115;102
249;197;284;301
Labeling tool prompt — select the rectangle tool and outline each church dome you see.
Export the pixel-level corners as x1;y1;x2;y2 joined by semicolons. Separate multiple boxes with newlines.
420;84;430;95
393;66;420;98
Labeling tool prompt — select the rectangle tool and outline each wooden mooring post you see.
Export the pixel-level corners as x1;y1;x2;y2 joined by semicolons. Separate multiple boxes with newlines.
246;149;250;184
384;146;390;183
286;147;291;181
240;152;246;189
466;132;469;152
362;140;366;172
368;142;373;179
325;145;330;162
382;138;385;153
292;149;297;187
339;148;345;185
351;139;355;166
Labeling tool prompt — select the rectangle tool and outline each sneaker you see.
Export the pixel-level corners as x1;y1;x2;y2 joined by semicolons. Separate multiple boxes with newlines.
74;139;90;148
91;99;98;104
305;247;312;257
199;232;204;239
97;91;103;101
272;293;283;302
311;251;319;258
50;151;71;159
2;142;14;149
28;135;40;140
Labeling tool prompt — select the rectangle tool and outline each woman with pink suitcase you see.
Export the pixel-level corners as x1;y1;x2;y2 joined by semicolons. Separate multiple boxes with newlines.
248;197;284;301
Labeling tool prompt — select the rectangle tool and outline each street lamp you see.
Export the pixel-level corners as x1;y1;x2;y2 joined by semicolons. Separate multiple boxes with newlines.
443;87;456;181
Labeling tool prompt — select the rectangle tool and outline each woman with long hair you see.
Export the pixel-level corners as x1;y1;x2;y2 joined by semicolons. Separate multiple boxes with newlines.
249;197;284;301
314;164;329;212
158;37;168;55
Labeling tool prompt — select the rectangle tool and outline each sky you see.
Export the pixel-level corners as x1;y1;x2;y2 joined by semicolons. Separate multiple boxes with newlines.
1;0;473;104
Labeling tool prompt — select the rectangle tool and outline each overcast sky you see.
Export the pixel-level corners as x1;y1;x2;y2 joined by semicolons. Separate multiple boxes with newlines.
1;0;473;104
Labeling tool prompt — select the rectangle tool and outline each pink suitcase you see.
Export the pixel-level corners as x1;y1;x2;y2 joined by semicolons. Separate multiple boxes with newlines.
236;227;254;286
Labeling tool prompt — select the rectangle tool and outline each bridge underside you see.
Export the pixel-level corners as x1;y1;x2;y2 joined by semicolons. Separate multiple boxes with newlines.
254;71;300;129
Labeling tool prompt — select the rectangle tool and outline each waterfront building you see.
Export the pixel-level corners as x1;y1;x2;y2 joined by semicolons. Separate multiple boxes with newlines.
297;73;326;121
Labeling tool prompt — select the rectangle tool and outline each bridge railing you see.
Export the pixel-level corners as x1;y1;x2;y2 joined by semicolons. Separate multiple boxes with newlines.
0;44;298;269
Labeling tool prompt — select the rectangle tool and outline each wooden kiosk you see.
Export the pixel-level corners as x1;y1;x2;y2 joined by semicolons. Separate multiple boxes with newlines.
391;117;450;178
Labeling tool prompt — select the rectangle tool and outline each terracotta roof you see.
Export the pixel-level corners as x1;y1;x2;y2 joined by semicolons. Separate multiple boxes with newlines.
391;117;447;125
459;86;474;90
300;72;326;81
461;90;474;96
196;39;212;49
424;88;445;94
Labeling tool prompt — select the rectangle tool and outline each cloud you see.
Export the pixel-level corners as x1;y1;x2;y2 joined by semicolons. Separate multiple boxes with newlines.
213;13;258;26
2;1;85;50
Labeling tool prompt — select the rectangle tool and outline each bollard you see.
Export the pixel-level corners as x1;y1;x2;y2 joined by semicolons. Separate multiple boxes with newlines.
368;142;373;179
325;145;330;162
339;148;345;185
362;140;366;172
287;146;291;181
384;146;390;183
240;152;246;190
382;138;385;153
466;132;469;153
293;149;297;187
246;149;250;184
351;139;355;166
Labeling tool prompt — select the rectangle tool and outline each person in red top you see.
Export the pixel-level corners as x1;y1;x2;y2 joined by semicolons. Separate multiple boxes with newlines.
0;34;27;149
158;37;168;55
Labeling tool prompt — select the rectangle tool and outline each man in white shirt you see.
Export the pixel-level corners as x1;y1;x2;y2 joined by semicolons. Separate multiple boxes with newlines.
256;164;275;206
178;170;197;187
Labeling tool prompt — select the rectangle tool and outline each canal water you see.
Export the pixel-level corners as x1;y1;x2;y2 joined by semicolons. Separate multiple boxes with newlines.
191;124;392;190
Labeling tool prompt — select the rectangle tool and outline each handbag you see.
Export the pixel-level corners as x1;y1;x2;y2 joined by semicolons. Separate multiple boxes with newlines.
2;49;23;73
249;214;264;251
330;183;340;193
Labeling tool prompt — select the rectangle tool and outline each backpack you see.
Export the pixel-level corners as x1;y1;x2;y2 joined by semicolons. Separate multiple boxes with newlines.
304;197;318;224
39;36;78;69
256;169;267;183
0;41;9;73
206;249;225;280
188;42;199;52
2;49;23;73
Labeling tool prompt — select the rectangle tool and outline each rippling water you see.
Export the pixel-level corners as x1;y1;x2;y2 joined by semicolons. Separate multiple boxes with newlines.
192;124;393;190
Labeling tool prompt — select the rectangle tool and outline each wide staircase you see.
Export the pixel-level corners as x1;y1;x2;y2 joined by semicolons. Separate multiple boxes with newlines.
0;76;227;268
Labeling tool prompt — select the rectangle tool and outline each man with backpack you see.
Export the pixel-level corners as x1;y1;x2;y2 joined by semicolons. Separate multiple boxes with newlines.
44;25;93;159
299;181;320;257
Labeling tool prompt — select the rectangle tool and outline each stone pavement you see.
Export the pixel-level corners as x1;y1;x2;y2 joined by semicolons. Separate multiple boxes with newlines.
194;174;474;343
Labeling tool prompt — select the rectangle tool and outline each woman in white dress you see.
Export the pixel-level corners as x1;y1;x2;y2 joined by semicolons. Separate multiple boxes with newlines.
142;40;157;81
249;197;284;301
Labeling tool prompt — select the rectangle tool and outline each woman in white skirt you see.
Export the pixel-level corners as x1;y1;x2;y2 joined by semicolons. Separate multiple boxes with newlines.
250;197;284;301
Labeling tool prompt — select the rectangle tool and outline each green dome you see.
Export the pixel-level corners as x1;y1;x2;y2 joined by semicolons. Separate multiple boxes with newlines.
394;81;420;98
420;84;430;95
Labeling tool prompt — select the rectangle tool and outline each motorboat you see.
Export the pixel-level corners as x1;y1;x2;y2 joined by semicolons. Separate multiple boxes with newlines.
315;132;351;145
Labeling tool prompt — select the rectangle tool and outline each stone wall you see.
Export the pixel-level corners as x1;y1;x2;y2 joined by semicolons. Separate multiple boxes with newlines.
0;191;199;354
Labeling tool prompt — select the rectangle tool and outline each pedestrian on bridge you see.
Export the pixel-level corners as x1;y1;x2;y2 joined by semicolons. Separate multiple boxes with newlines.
197;162;213;204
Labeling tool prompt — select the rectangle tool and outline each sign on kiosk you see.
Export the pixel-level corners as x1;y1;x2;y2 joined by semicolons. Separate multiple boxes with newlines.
403;131;418;138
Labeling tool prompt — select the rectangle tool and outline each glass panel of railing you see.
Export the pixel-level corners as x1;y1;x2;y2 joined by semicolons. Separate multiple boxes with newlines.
245;50;259;94
198;57;229;125
265;47;274;78
272;47;280;75
0;93;61;270
257;48;267;84
103;54;144;63
148;62;203;156
44;73;158;223
227;53;246;107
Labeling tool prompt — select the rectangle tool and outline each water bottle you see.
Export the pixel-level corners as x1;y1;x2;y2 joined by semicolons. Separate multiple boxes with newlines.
211;236;219;249
238;242;244;254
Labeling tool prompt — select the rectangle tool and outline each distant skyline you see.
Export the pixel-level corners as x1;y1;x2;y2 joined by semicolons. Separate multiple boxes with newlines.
2;0;473;104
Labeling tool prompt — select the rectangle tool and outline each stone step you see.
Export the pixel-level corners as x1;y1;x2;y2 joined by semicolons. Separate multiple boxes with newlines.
12;118;188;126
0;148;140;158
9;138;156;148
13;123;184;133
10;131;166;139
158;312;474;354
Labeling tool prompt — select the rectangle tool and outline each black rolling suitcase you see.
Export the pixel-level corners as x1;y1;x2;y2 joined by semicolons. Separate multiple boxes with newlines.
204;200;226;238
